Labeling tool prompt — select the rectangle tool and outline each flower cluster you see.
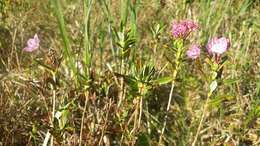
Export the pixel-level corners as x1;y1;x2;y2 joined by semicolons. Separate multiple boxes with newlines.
185;37;230;59
171;20;199;39
23;34;40;52
171;19;230;60
207;37;230;55
186;44;200;59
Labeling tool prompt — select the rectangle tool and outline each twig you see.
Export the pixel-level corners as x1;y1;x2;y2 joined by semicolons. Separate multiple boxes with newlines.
137;97;143;129
79;92;89;146
98;98;112;146
191;93;211;146
158;81;175;145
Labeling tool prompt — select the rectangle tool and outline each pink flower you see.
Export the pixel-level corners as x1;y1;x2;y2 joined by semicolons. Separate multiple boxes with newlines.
207;37;230;55
23;34;40;52
171;20;198;39
185;20;199;31
186;44;200;59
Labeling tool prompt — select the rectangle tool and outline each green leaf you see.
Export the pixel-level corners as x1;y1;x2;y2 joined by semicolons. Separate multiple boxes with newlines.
153;76;172;85
174;39;183;49
209;95;223;108
209;80;218;93
60;109;70;129
83;0;93;69
212;62;219;71
223;78;239;85
120;0;130;27
51;0;77;75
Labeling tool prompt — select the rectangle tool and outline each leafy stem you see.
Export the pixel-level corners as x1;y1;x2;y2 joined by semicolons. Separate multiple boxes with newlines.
159;39;184;145
192;61;221;146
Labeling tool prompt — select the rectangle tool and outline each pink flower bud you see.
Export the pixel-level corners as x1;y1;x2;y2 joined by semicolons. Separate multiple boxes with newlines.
187;44;200;59
23;34;40;52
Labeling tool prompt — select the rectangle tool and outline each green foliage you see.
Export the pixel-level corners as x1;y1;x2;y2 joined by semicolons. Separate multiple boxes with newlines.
115;28;136;59
150;23;165;40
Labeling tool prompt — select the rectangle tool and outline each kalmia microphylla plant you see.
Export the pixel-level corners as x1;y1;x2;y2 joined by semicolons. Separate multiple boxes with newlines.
192;37;230;145
159;20;200;143
159;19;231;146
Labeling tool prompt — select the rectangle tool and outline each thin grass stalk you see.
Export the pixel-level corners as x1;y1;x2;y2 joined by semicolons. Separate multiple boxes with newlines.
130;102;139;137
98;30;105;72
51;0;77;79
43;131;51;146
50;89;56;146
212;0;230;36
98;0;117;66
191;92;211;146
158;80;174;145
129;0;139;64
83;0;93;77
137;96;143;129
199;0;213;39
146;100;151;134
79;92;89;146
120;0;130;27
42;72;57;146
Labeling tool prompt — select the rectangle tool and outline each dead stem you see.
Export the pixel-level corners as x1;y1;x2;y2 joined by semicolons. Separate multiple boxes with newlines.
79;92;89;146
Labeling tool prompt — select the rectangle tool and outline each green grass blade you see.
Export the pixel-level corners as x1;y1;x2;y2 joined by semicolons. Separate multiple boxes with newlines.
51;0;77;77
120;0;130;28
83;0;93;73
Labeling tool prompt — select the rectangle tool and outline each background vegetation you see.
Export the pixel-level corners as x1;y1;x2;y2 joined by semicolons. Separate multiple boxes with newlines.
0;0;259;145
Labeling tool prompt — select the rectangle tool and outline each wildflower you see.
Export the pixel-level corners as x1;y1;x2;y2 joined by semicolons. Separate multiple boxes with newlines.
23;34;40;52
186;44;200;59
207;37;230;55
185;20;199;31
171;20;198;39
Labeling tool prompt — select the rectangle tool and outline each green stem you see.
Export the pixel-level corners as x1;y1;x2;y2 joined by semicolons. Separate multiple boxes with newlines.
192;62;220;145
158;40;183;145
191;90;213;146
